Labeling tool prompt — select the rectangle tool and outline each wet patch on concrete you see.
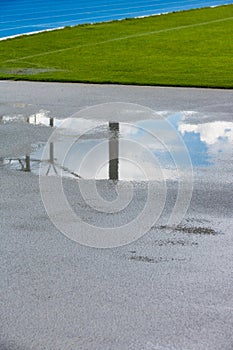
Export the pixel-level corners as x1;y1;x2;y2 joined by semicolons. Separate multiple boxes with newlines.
1;110;233;184
129;255;187;264
156;225;219;235
129;255;167;263
153;238;198;246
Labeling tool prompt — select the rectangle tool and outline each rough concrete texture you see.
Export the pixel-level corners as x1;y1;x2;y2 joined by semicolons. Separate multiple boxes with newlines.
0;81;233;350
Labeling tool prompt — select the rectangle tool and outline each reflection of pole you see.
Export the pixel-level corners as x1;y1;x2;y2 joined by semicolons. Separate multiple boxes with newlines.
18;155;31;172
46;142;57;175
109;122;119;181
25;155;31;172
49;142;54;163
50;118;54;127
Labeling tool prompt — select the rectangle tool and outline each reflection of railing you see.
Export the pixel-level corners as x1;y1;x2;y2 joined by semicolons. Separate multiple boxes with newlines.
3;142;82;179
2;156;38;172
26;115;54;127
1;117;121;180
9;117;82;178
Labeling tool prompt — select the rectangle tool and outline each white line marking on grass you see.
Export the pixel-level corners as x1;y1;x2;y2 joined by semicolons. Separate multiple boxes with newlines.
5;15;233;63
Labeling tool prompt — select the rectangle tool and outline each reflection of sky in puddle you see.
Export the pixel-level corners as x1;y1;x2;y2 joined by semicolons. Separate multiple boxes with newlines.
1;111;233;181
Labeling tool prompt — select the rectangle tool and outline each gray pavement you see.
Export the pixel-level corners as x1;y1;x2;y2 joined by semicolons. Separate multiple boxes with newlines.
0;81;233;350
1;80;233;118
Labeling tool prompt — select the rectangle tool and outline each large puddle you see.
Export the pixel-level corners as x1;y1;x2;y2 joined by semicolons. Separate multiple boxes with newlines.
1;111;233;181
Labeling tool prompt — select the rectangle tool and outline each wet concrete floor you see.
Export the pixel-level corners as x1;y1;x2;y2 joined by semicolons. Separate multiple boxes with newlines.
0;81;233;350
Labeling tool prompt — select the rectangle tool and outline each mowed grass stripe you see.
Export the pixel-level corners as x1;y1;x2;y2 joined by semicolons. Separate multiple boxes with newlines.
5;14;233;62
0;5;233;88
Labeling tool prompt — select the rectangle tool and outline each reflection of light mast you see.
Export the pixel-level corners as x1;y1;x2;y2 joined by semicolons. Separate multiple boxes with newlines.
4;116;83;178
109;122;119;181
46;142;57;175
25;155;31;172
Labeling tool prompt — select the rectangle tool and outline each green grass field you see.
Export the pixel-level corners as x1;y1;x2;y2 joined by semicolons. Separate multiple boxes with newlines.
0;5;233;88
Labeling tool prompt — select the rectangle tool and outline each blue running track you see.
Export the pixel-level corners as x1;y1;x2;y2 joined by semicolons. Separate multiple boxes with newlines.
0;0;232;39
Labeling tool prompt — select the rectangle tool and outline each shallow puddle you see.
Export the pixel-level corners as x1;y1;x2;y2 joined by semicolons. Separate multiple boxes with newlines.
1;111;233;181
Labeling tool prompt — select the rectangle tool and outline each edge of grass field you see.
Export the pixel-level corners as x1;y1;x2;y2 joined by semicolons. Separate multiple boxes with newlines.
1;5;233;89
0;77;231;90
